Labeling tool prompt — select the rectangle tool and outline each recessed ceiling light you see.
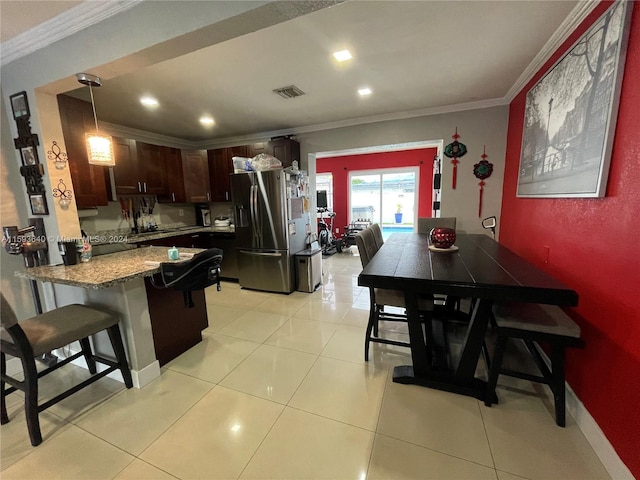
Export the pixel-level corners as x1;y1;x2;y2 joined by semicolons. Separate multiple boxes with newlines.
140;96;159;107
332;49;352;62
358;87;372;96
199;116;215;126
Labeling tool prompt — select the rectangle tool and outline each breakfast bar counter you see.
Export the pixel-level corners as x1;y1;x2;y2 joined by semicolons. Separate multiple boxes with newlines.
15;246;203;289
15;246;209;387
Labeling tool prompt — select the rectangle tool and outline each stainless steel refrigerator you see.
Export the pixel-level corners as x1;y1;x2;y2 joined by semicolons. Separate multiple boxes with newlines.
231;169;308;293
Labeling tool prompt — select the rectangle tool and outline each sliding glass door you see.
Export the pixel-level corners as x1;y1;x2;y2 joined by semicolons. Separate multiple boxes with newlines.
349;168;418;238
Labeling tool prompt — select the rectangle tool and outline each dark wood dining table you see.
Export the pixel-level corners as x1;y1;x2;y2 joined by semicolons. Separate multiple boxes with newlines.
357;233;579;400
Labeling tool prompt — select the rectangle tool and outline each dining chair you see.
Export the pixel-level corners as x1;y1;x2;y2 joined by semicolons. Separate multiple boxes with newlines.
369;223;384;250
416;216;468;314
0;292;133;446
355;227;435;361
417;216;456;233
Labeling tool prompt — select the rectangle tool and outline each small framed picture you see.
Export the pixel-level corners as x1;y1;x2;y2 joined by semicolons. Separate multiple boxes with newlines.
9;91;30;120
21;146;37;165
29;194;48;215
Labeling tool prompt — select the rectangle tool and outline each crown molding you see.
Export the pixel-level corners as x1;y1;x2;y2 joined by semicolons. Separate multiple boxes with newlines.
199;97;507;149
100;121;200;150
505;0;600;101
1;1;142;67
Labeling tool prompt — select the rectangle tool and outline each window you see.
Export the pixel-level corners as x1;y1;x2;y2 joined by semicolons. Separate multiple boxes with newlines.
316;173;334;211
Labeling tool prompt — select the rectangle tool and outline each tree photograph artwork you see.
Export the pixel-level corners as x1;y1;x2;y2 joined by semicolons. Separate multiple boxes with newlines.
517;1;632;198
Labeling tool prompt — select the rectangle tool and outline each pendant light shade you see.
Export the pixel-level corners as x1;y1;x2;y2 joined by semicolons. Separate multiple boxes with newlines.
76;73;114;166
86;133;114;166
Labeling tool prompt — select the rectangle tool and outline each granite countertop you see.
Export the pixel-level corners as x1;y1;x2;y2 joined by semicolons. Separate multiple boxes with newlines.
89;226;235;246
15;246;204;290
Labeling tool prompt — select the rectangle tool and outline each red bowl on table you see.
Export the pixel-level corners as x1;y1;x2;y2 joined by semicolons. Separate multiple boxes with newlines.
429;227;456;249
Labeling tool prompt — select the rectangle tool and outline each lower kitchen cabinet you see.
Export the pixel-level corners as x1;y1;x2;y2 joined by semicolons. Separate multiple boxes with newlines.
135;232;238;279
144;277;208;366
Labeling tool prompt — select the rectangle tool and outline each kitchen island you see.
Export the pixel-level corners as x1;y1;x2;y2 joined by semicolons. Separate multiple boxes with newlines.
15;246;209;387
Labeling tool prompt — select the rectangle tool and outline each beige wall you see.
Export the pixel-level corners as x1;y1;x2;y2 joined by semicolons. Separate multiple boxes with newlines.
297;105;509;235
1;88;38;318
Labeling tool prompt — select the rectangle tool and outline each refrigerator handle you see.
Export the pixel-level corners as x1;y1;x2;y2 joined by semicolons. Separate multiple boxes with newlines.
250;185;259;245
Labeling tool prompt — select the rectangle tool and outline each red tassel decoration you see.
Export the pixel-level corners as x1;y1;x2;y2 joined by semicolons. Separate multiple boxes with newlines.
473;145;494;217
443;127;468;190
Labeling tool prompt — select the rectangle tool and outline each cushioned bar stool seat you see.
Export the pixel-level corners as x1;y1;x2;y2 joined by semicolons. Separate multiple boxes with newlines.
1;293;133;446
484;302;584;427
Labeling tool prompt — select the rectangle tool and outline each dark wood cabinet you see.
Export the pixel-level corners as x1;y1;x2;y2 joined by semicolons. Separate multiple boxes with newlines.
138;142;169;196
208;145;248;202
136;232;238;279
247;142;268;157
162;147;186;203
181;150;210;203
145;277;208;366
267;138;299;168
57;95;109;207
112;140;168;195
111;137;138;195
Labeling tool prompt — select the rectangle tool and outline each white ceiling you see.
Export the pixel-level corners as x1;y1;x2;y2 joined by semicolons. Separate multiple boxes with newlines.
2;1;583;145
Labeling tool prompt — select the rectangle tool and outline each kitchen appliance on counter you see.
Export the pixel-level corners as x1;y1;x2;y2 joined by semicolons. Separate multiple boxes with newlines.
195;204;211;227
231;169;308;293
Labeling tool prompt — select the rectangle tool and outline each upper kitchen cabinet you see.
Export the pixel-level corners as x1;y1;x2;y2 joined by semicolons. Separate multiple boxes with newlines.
57;95;109;207
112;141;169;195
247;138;300;167
208;145;248;202
267;138;300;168
161;146;186;203
247;142;268;157
181;150;210;203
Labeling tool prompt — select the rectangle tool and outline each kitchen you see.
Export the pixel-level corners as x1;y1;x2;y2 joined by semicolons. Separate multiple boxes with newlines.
1;1;639;479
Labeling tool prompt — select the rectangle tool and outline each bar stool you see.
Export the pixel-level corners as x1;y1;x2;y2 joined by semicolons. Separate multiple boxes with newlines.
1;292;133;446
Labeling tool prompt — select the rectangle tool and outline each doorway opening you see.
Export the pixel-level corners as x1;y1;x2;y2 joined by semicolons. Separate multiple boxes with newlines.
349;167;419;239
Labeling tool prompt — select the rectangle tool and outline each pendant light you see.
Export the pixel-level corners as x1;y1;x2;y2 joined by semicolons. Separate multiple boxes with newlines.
76;73;114;166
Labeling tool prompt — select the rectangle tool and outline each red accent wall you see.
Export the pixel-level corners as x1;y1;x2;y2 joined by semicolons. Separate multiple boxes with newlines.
317;148;436;233
501;2;640;475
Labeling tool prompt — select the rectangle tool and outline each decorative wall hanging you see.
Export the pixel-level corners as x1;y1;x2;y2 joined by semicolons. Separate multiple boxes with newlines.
443;127;467;189
20;164;46;195
517;1;632;198
10;90;48;215
29;194;48;215
9;91;30;120
473;145;494;217
20;146;38;165
52;179;73;210
47;141;68;170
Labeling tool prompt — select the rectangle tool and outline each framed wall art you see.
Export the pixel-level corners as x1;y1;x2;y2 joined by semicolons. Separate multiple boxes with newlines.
29;194;48;215
9;91;30;120
517;1;633;198
21;146;38;165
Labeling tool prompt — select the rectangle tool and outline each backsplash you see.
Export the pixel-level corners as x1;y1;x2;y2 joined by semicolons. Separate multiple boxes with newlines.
79;201;196;233
78;200;233;233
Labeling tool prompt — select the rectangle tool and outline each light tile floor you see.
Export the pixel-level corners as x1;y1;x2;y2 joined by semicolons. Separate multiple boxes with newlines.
1;250;611;479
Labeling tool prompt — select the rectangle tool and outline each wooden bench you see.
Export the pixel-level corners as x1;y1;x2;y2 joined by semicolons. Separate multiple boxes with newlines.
484;302;584;427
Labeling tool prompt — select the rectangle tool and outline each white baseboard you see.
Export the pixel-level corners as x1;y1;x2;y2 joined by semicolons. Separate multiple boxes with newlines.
565;384;634;480
130;361;161;388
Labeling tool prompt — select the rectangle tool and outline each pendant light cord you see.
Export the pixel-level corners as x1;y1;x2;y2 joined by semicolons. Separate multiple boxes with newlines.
89;83;100;134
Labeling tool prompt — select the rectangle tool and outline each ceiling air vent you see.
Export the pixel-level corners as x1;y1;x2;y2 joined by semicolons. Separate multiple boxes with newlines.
273;85;305;99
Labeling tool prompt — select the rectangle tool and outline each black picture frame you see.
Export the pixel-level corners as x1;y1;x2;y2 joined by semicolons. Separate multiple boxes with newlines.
29;194;48;215
20;146;38;165
9;91;30;120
